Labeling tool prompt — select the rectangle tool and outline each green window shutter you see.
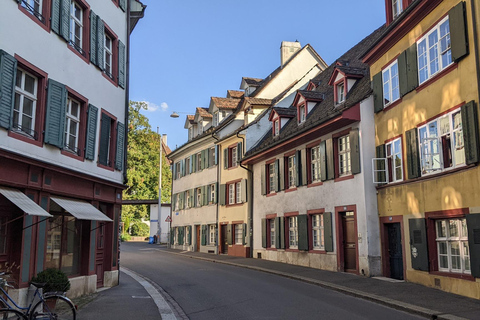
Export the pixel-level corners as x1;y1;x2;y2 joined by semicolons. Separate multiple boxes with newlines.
115;122;125;170
278;158;285;190
373;72;383;113
45;79;67;149
172;163;177;180
206;148;210;168
461;101;479;165
190;155;194;173
203;149;207;169
193;188;197;207
274;160;279;192
326;139;335;180
260;165;266;195
97;16;105;71
297;215;308;251
277;217;285;249
118;40;126;89
261;218;267;248
178;228;184;245
241;179;247;203
60;0;70;41
214;183;218;204
301;149;307;186
215;145;219;165
201;225;206;246
466;213;480;278
350;129;361;174
203;185;208;206
199;150;204;170
51;0;61;35
227;224;232;245
188;226;192;245
170;228;174;245
190;189;194;207
320;140;327;182
406;44;419;92
219;184;226;206
98;113;111;166
405;128;421;179
223;148;228;169
449;1;469;62
89;11;98;65
324;212;333;252
376;144;386;185
192;154;197;172
398;51;408;97
207;184;211;204
85;104;98;160
295;150;302;187
242;223;247;245
172;194;177;209
237;142;243;161
0;50;17;129
119;0;126;12
408;218;429;271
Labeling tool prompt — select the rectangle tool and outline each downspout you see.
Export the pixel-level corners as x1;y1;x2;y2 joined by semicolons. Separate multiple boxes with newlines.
471;0;480;104
211;131;220;253
237;131;254;258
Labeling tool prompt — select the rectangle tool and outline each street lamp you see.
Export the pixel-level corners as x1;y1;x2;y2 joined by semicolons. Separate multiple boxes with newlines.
157;128;163;246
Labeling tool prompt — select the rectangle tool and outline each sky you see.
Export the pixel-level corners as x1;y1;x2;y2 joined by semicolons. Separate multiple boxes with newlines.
129;0;387;150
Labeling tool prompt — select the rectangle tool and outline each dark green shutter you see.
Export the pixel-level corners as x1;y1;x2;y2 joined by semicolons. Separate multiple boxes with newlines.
0;50;17;129
376;144;386;184
279;158;285;191
115;122;125;170
178;227;184;245
172;163;177;180
297;215;308;251
242;223;247;245
324;212;333;252
45;79;67;148
119;0;126;11
261;218;267;248
301;149;307;186
172;194;177;209
295;150;302;187
51;0;61;35
203;149;207;169
466;213;480;277
320;140;327;182
409;218;429;271
241;179;247;203
188;226;192;245
97;16;105;71
98;113;111;166
223;148;228;169
406;44;419;92
373;72;384;113
207;184;211;204
90;11;98;65
237;142;243;161
461;101;479;165
214;183;218;204
350;129;361;174
170;228;174;245
201;225;206;246
60;0;70;41
450;1;469;62
398;51;408;97
118;40;126;88
192;154;197;172
227;224;232;245
203;185;208;206
277;217;285;249
219;184;226;206
261;165;266;195
190;155;194;173
326;139;335;180
405;128;421;179
215;145;219;165
274;160;279;192
85;104;98;160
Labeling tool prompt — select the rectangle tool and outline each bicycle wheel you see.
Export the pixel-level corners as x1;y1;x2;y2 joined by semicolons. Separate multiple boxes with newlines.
29;296;75;320
0;308;27;320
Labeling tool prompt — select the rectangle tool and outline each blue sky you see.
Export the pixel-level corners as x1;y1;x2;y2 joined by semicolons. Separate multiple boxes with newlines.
129;0;387;150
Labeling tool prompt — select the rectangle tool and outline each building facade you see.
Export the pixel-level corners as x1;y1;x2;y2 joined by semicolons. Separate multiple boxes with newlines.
0;0;144;303
364;0;480;298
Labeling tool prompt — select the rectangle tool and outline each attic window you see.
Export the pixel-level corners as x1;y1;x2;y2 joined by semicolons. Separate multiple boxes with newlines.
273;119;280;136
298;105;306;124
336;81;345;104
392;0;403;19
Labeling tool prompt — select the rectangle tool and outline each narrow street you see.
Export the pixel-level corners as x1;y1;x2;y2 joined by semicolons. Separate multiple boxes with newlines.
120;242;424;320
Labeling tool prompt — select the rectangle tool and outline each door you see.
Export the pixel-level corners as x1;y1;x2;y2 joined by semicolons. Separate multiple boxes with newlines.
387;223;404;280
95;222;105;288
221;225;228;254
195;225;200;252
341;212;357;272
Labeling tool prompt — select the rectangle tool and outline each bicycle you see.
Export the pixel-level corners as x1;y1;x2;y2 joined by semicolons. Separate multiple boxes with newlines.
0;273;76;320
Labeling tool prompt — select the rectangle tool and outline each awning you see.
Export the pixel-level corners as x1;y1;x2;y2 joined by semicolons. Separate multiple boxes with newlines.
50;196;112;222
0;187;52;217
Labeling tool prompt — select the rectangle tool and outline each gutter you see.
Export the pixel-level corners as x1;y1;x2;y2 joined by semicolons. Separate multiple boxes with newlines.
123;0;131;185
471;0;480;105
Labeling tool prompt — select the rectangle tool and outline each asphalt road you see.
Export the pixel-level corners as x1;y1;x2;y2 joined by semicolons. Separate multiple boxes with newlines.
120;242;425;320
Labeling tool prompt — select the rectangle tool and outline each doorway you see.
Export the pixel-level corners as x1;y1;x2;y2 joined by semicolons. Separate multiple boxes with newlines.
337;209;358;273
195;225;200;252
221;224;228;254
386;223;404;280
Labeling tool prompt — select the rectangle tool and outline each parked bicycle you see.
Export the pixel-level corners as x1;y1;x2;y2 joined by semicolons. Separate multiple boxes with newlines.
0;273;76;320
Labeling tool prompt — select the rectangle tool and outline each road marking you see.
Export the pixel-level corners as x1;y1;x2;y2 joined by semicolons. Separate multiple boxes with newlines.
132;296;152;299
121;267;178;320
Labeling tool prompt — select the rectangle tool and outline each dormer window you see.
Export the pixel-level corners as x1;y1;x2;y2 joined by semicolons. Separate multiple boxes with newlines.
336;81;345;104
298;105;306;124
392;0;403;19
273;119;280;136
213;111;218;126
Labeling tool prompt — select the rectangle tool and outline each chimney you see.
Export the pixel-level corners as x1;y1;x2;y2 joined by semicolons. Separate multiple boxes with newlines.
161;134;167;146
280;41;301;67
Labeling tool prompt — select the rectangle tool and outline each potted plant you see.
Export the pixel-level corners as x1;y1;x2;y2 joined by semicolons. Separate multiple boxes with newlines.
30;268;71;294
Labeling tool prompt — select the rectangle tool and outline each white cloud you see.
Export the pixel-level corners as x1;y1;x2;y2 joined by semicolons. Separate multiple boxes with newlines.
141;101;169;112
160;102;168;111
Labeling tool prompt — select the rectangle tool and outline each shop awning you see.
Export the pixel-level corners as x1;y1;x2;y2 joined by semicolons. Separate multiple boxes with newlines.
50;196;112;222
0;187;52;217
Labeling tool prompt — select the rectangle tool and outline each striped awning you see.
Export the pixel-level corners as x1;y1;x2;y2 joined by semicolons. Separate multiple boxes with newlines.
0;187;52;217
50;196;112;222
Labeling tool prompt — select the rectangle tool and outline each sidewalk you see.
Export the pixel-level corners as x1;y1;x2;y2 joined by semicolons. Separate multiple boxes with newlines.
163;247;480;320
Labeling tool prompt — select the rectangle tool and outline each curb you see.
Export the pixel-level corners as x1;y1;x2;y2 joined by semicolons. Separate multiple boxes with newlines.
163;250;467;320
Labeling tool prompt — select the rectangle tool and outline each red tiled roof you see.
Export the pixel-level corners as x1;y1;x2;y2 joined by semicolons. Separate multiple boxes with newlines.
227;90;244;99
196;107;212;118
211;97;241;110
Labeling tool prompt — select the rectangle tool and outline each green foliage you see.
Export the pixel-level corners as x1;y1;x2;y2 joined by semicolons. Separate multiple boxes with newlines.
123;101;172;223
130;222;150;237
30;268;71;293
120;234;131;242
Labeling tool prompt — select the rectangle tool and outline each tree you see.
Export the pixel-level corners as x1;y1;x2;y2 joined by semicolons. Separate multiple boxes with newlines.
123;101;172;222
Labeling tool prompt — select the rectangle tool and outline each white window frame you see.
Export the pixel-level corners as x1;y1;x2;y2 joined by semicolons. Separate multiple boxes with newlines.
386;137;403;182
231;147;238;167
417;16;452;85
228;183;235;205
312;214;324;250
69;1;83;50
273;119;280;136
337;82;345;104
185;190;190;209
269;219;275;248
175;162;181;179
13;68;37;137
185;227;190;245
310;145;321;182
209;224;215;245
22;0;42;18
392;0;403;19
436;218;470;274
268;163;276;193
65;97;80;153
382;61;400;107
288;155;296;188
213;111;218;126
196;187;202;207
209;147;215;167
236;181;241;204
104;33;113;77
234;224;243;245
185;157;190;175
338;135;351;176
288;216;298;249
298;105;306;124
372;158;389;184
197;152;202;171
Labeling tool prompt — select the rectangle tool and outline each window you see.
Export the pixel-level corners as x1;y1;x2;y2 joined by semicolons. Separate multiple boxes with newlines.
382;61;400;107
268;162;276;193
386;138;403;182
21;0;44;22
14;68;37;138
338;135;351;176
236;181;241;204
197;152;202;171
337;82;345;104
312;214;324;250
185;157;190;175
175;195;179;211
310;145;321;183
209;147;215;167
175;162;181;179
418;109;464;174
231;147;238;167
210;184;215;203
69;1;83;53
209;225;216;245
235;224;243;245
417;17;452;85
287;155;296;188
273;119;280;136
228;183;235;205
185;227;190;245
298;105;306;124
174;228;179;244
98;112;117;168
436;218;470;274
0;217;8;255
288;216;298;249
185;190;190;209
269;219;275;248
196;187;202;207
104;33;113;79
392;0;403;19
227;181;242;204
64;97;81;154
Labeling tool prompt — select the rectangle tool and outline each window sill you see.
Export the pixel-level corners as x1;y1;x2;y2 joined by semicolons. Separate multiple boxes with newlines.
429;271;475;281
8;130;43;147
334;174;354;182
266;192;277;197
68;45;89;64
285;248;299;252
102;72;118;87
225;202;244;208
266;247;277;251
308;249;327;254
61;149;84;162
97;162;114;171
416;63;458;93
285;187;297;193
382;98;403;112
307;181;323;188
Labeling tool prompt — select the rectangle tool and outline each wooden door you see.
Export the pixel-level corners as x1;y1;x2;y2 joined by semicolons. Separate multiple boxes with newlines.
195;225;200;252
342;212;357;272
221;225;228;254
95;222;105;288
387;223;404;280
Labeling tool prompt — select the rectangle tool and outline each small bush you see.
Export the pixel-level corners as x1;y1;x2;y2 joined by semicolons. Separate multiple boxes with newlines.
120;234;131;242
130;222;149;237
30;269;70;293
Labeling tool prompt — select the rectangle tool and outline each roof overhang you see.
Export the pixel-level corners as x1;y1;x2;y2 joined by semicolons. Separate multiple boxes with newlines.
129;0;146;34
50;196;112;222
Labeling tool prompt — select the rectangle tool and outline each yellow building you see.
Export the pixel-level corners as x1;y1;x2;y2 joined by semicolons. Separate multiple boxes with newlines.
364;0;480;298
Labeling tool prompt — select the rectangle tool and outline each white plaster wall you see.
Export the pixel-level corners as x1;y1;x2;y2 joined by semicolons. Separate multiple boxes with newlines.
149;204;171;243
0;0;127;184
216;120;243;140
307;101;316;114
348;79;357;92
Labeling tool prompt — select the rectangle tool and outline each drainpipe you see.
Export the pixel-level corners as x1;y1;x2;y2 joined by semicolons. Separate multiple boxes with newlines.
471;0;480;104
211;131;220;253
237;131;254;258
